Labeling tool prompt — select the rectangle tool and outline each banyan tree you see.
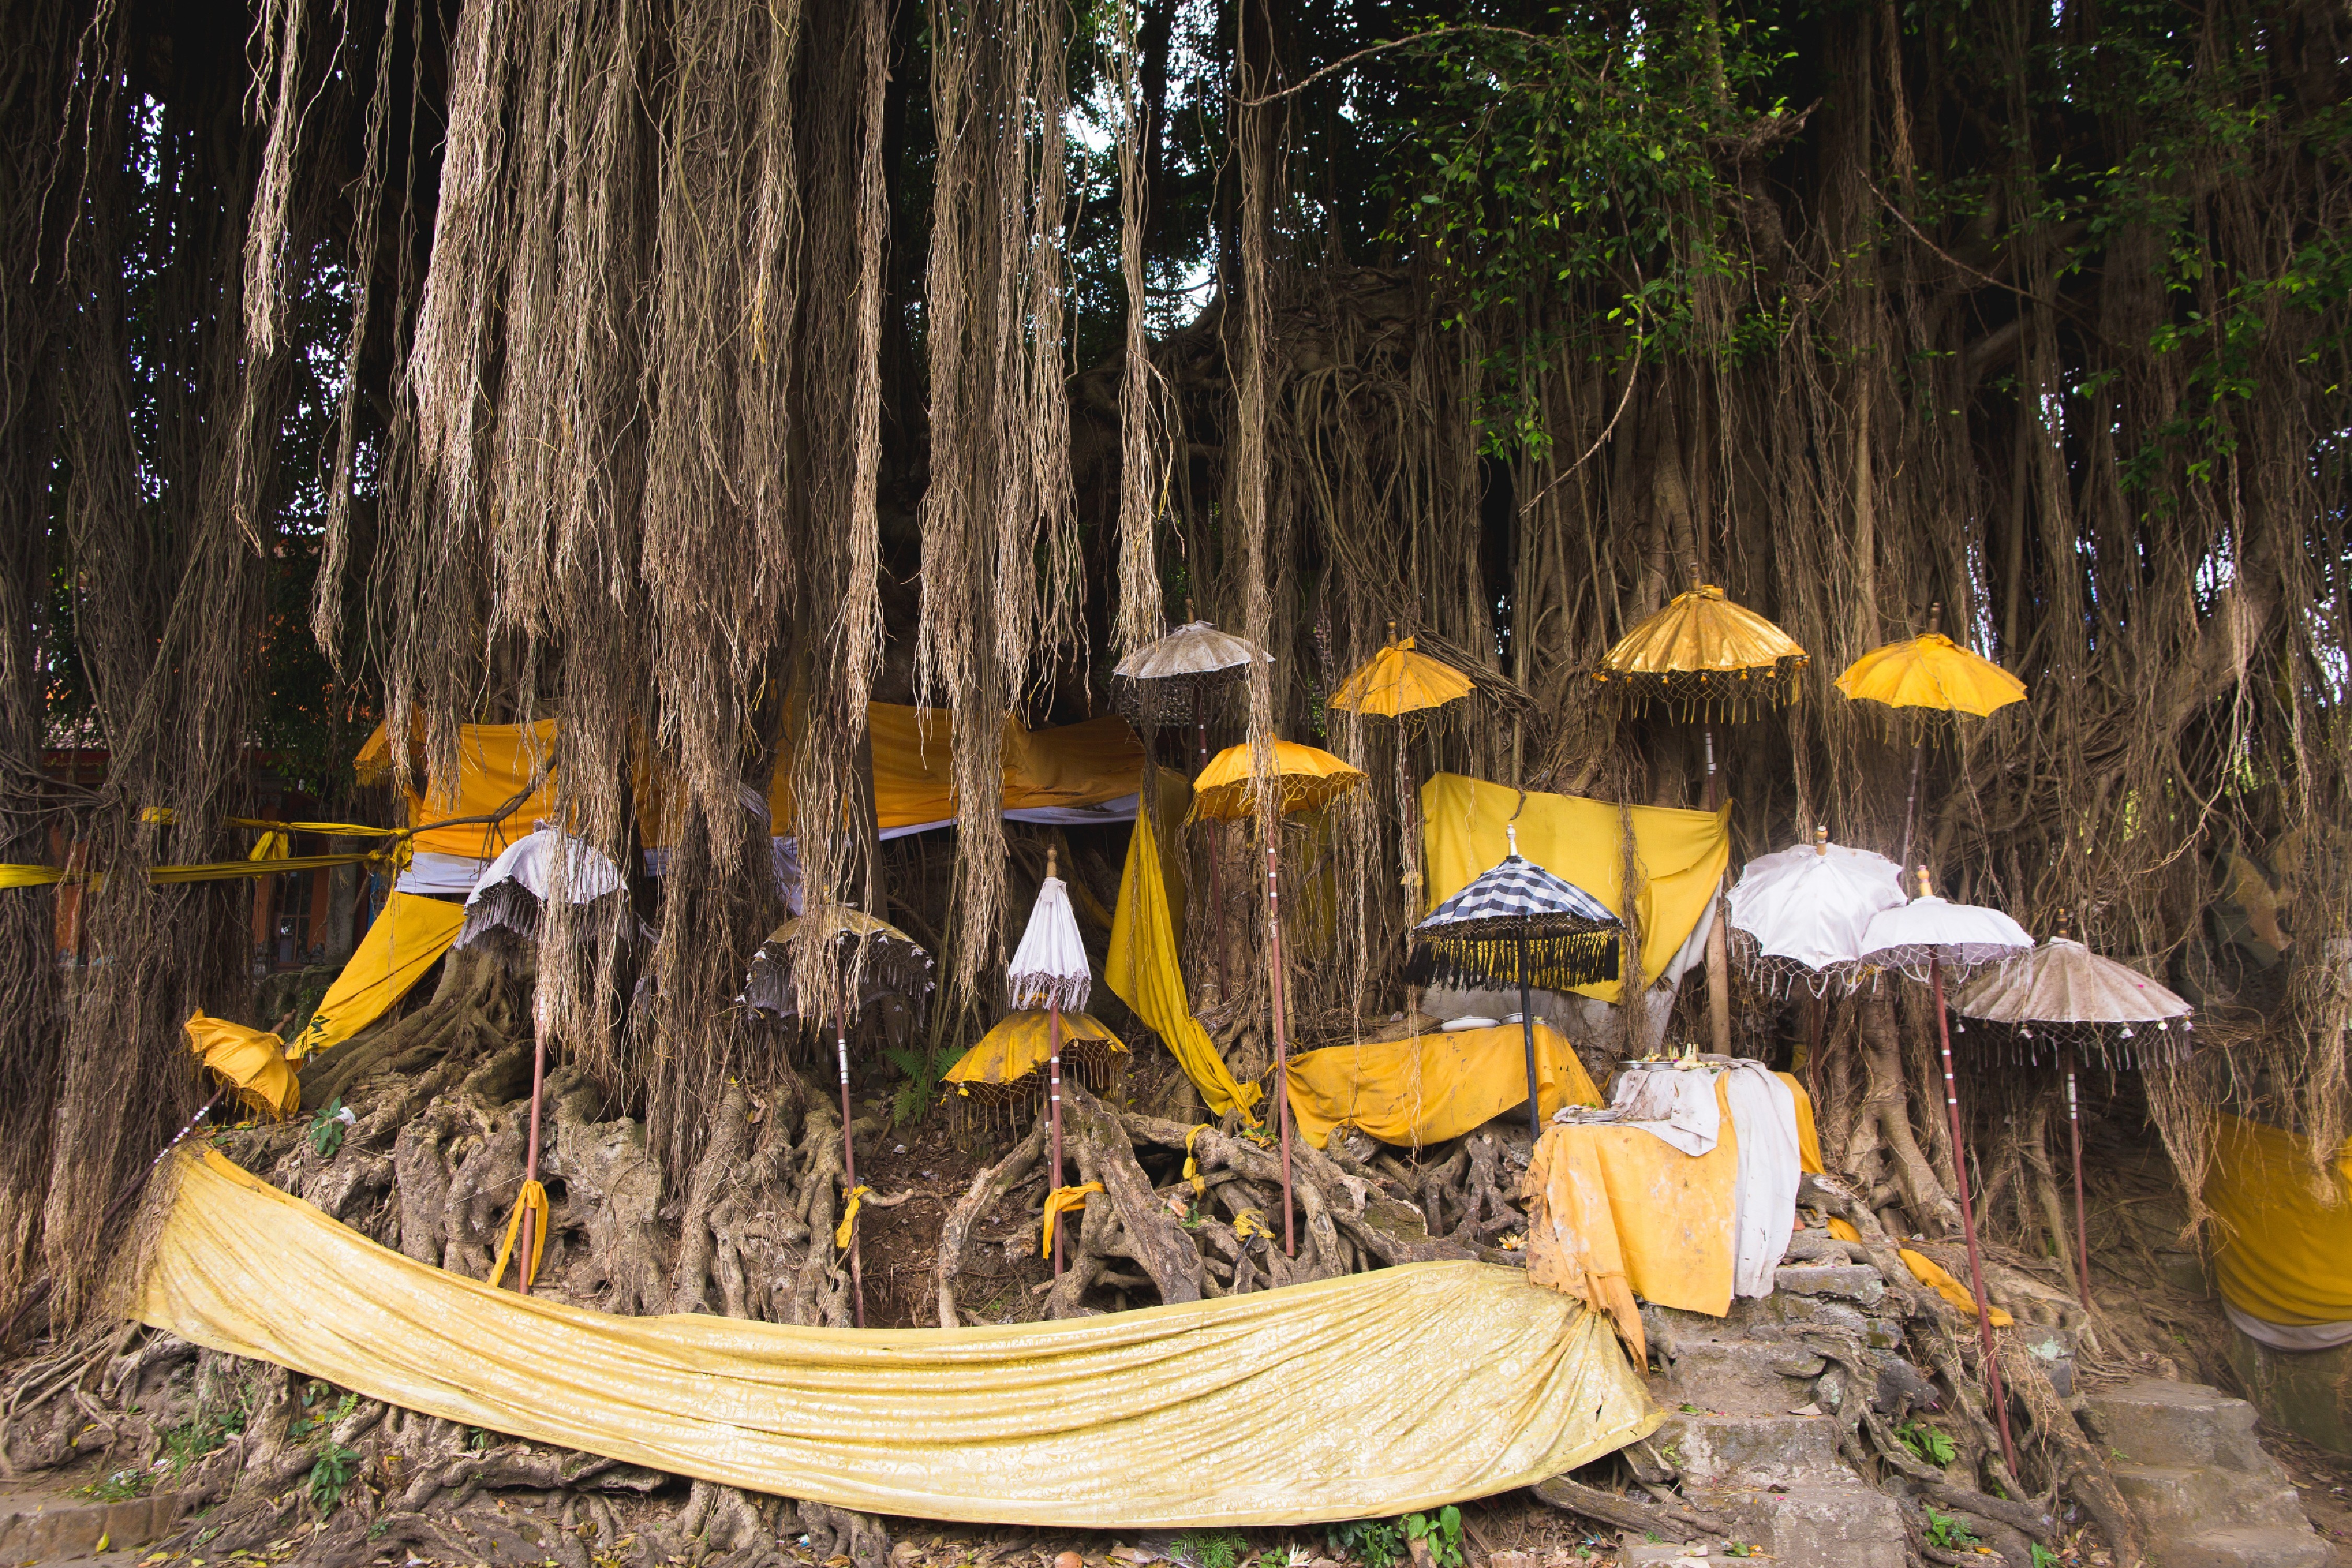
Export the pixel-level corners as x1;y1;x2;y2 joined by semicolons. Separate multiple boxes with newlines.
0;0;2345;1557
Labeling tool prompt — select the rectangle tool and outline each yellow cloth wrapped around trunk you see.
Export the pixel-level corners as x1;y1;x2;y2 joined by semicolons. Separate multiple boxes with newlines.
139;1150;1659;1527
287;892;467;1061
1284;1022;1602;1150
2206;1112;2352;1329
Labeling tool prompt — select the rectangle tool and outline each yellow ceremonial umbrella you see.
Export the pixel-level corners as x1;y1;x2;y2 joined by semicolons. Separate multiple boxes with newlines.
1597;581;1805;1054
1187;740;1367;822
944;1010;1127;1110
1330;624;1477;918
1186;739;1366;1259
183;1012;302;1120
1835;604;2026;868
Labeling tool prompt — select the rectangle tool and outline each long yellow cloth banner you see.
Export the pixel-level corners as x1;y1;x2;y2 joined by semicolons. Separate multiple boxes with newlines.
1285;1022;1604;1151
1107;790;1261;1119
140;1150;1658;1527
1419;774;1730;1005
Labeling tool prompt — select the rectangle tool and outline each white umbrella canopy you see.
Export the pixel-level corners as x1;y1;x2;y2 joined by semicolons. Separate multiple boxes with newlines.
1859;891;2034;981
455;826;630;949
1725;833;1906;988
1008;874;1091;1013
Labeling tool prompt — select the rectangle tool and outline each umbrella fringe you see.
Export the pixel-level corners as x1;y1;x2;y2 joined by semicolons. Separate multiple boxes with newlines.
1408;932;1620;991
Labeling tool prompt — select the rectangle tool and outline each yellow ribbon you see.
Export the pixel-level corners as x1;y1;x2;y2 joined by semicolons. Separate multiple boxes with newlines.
488;1180;550;1292
835;1185;872;1250
248;831;291;862
139;806;175;825
2;840;412;891
1041;1182;1104;1256
1182;1125;1208;1196
0;865;63;888
1233;1209;1270;1242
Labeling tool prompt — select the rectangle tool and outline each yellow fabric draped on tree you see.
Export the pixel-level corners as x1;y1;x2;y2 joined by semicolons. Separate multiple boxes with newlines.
1107;794;1260;1119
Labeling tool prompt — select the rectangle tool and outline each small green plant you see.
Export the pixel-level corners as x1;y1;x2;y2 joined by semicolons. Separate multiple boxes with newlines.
1402;1506;1462;1568
1327;1521;1402;1568
307;1098;348;1158
1173;1529;1248;1568
1900;1419;1957;1467
306;1442;360;1514
883;1043;958;1127
1923;1506;1978;1552
78;1469;149;1503
2030;1546;2062;1568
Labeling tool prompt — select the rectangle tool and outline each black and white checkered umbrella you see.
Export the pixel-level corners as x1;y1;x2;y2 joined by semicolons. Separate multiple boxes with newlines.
1410;826;1623;1139
1412;826;1623;991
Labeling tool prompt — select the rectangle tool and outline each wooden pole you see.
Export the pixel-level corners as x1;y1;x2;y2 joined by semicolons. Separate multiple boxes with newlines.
1930;947;2017;1475
1047;848;1066;1278
1518;917;1543;1142
1265;839;1294;1256
1702;727;1732;1057
1197;681;1226;1003
836;977;863;1328
1896;605;1942;872
2065;1043;2093;1307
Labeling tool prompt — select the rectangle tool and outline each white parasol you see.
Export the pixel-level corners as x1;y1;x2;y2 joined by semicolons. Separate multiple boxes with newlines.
1008;851;1094;1278
1860;868;2032;1475
1726;829;1906;989
455;826;629;950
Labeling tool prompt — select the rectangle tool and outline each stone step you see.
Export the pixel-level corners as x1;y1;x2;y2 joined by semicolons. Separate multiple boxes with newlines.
0;1490;185;1562
1651;1411;1845;1487
2080;1379;2274;1473
1772;1263;1888;1309
2154;1525;2333;1568
1656;1337;1828;1417
1694;1480;1907;1568
2111;1464;2310;1537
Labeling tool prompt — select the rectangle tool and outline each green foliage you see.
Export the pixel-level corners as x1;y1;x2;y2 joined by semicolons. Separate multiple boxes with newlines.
1924;1506;1978;1552
78;1469;149;1503
1173;1529;1248;1568
1402;1507;1463;1568
884;1042;959;1127
159;1388;249;1479
307;1098;348;1158
2031;1546;2063;1568
1327;1520;1402;1568
1900;1420;1957;1467
306;1442;361;1515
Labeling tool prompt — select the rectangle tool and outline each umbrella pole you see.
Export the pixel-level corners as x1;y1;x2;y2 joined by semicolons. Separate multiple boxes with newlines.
1050;1000;1065;1279
836;982;864;1328
1930;956;2017;1475
1198;684;1227;1001
1896;605;1942;872
520;1001;548;1296
2065;1043;2092;1308
1701;728;1732;1057
1265;840;1295;1258
1518;920;1542;1143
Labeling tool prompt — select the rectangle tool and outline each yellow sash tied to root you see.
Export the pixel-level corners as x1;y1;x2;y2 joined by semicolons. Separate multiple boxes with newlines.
1042;1183;1104;1255
1183;1125;1208;1195
836;1186;872;1250
489;1181;549;1292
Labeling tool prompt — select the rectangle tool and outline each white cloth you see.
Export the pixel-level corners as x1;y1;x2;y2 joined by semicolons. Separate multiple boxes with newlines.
1721;1063;1803;1298
2224;1300;2352;1352
397;851;492;897
1602;1063;1724;1156
465;827;626;906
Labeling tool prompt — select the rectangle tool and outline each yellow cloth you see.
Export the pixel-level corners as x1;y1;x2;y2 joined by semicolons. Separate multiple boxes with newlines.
1523;1129;1647;1364
1328;638;1477;719
1183;1125;1207;1195
356;719;560;859
1823;1217;2015;1327
140;1149;1658;1526
1284;1022;1604;1151
945;1012;1127;1093
766;706;1145;838
2207;1113;2352;1327
1041;1182;1104;1255
182;1013;302;1121
248;830;291;861
1523;1078;1742;1318
835;1186;872;1250
1779;1073;1824;1174
1188;741;1366;822
1107;801;1261;1118
287;892;467;1061
1835;632;2025;719
0;864;62;887
1420;774;1730;1005
489;1181;550;1292
1233;1209;1272;1241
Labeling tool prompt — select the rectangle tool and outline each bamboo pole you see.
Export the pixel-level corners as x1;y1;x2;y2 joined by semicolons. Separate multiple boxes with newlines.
1265;839;1294;1256
1928;940;2017;1475
836;976;864;1328
1047;848;1066;1278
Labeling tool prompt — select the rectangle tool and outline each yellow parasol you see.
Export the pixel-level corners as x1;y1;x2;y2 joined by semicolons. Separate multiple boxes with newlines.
1595;584;1808;720
945;1010;1128;1104
1331;625;1477;914
183;1012;302;1120
1596;582;1805;1054
1835;605;2026;868
1187;740;1367;822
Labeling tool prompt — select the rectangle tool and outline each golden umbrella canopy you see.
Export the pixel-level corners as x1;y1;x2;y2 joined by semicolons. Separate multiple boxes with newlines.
1328;630;1478;721
1187;740;1368;822
1836;630;2025;723
183;1012;302;1121
944;1010;1128;1105
1594;584;1808;719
